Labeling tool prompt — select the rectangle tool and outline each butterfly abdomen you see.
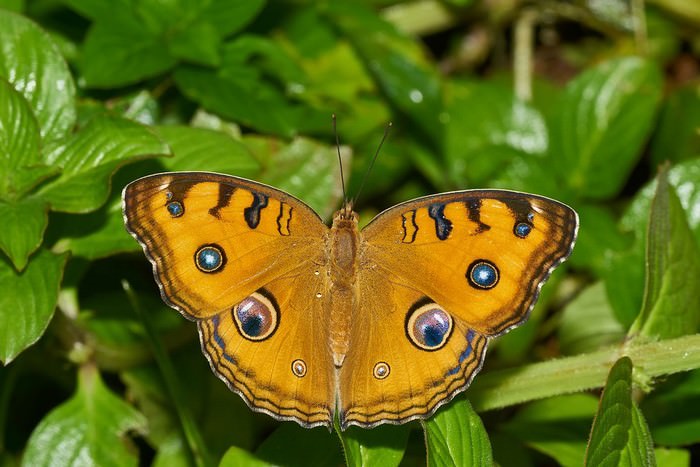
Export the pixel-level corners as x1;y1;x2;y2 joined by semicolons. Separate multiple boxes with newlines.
328;211;361;367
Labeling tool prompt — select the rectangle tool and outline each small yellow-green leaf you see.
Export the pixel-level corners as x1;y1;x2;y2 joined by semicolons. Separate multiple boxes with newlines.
219;446;271;467
22;364;147;467
585;357;655;467
423;399;492;467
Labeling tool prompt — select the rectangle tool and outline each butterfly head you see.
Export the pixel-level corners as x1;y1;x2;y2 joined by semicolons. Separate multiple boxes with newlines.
334;200;358;222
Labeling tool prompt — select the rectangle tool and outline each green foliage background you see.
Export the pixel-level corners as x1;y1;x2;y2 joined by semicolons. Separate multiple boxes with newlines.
0;0;699;465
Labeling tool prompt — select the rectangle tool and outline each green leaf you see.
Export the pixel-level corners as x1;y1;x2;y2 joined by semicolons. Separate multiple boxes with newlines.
501;394;598;467
174;35;318;137
0;78;52;199
326;2;443;145
423;399;492;467
444;80;547;187
0;197;49;270
255;424;343;466
642;370;700;446
340;425;410;467
51;196;138;261
569;204;630;274
80;21;176;87
549;57;662;199
22;364;147;467
38;115;170;213
156;125;259;177
584;356;655;467
0;249;66;363
630;166;700;339
650;84;700;166
654;448;690;467
246;136;345;219
219;446;270;467
558;282;625;355
0;10;76;142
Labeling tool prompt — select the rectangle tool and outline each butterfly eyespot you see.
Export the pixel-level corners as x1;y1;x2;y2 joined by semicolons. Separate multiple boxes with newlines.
406;302;453;351
166;201;184;217
232;291;279;341
373;362;390;380
291;359;307;377
315;292;322;299
514;222;532;238
165;191;173;200
194;244;226;273
467;260;499;289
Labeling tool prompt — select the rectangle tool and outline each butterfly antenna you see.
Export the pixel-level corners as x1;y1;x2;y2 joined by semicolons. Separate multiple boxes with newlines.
333;114;348;203
353;122;392;205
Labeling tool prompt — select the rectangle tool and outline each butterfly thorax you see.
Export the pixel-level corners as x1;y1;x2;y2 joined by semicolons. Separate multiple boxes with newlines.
328;206;360;367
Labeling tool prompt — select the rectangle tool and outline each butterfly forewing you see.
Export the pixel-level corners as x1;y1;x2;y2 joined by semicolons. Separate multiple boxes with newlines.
361;190;578;336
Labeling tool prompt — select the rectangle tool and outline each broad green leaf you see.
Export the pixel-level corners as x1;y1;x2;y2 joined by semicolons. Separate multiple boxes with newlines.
80;21;176;87
568;204;630;274
630;167;700;339
558;282;625;355
501;394;598;467
341;425;410;467
219;446;270;467
444;80;547;187
585;357;655;467
0;249;66;363
156;125;259;177
0;197;49;270
38;115;170;213
549;57;662;199
423;399;492;467
245;136;345;219
22;364;147;467
255;424;343;466
0;78;52;199
51;196;139;261
650;84;700;165
605;159;700;328
167;21;220;66
0;10;76;142
174;35;322;137
326;2;443;146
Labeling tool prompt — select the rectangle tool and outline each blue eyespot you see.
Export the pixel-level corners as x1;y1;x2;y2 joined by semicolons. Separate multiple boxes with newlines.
468;260;499;289
167;201;183;217
514;222;532;238
233;292;278;341
195;244;225;273
406;303;453;351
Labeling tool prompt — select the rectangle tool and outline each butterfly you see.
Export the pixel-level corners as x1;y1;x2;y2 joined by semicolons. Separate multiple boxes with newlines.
122;171;578;430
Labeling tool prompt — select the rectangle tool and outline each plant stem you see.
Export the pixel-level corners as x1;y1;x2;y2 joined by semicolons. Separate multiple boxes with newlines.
470;333;700;412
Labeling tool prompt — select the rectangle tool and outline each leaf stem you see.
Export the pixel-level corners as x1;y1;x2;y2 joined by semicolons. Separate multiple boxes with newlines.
470;333;700;412
122;280;213;467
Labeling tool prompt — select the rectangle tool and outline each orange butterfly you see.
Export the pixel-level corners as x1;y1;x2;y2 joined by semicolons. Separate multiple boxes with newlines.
123;172;577;429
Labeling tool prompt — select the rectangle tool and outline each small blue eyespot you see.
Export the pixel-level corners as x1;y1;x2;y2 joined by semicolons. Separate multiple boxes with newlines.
515;222;532;238
167;201;183;217
468;261;499;289
195;245;224;272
